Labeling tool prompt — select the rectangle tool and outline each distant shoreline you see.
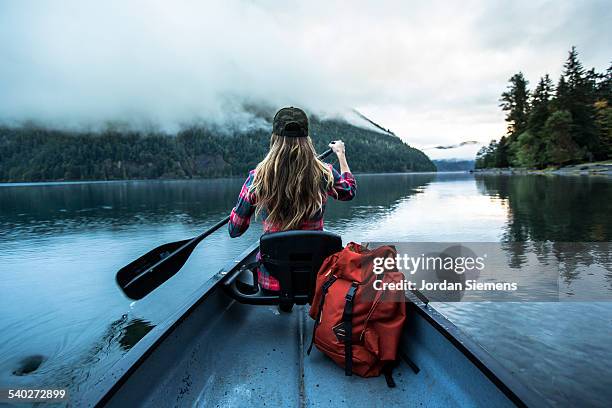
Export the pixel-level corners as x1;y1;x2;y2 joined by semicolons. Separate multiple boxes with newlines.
0;170;443;187
472;161;612;176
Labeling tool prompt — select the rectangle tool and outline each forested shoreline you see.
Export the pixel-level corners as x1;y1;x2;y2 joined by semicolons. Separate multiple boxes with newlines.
476;47;611;169
0;116;435;182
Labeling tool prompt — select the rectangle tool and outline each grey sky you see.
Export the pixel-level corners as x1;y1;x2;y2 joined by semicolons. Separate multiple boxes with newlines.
1;0;610;159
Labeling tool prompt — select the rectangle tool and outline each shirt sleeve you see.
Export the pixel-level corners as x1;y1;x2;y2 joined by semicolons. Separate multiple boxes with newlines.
228;171;257;238
327;164;356;201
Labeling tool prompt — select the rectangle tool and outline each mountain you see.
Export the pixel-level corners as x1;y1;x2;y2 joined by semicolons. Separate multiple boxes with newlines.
432;159;475;172
0;114;435;182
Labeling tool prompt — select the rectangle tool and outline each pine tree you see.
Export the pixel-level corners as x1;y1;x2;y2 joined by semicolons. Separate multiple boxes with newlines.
555;76;570;112
564;47;585;89
496;136;511;168
544;110;584;164
480;51;611;167
560;46;599;159
520;75;555;168
529;75;554;131
594;100;612;159
593;63;612;159
500;72;531;136
599;63;612;103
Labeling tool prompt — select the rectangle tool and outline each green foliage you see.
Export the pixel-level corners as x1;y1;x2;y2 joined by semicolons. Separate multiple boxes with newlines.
499;72;530;136
528;74;554;132
594;100;612;158
543;111;583;165
0;117;435;182
512;131;540;168
477;47;611;169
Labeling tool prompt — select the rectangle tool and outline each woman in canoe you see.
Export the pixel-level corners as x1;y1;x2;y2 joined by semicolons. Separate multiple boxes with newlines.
228;106;356;292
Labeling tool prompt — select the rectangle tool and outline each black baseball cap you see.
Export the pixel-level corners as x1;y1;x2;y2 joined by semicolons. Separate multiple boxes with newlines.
273;107;309;137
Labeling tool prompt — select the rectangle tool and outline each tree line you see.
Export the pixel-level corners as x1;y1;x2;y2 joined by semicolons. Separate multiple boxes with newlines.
476;47;611;169
0;116;435;182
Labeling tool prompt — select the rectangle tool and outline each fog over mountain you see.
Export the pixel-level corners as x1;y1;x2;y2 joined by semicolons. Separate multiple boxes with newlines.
1;0;610;150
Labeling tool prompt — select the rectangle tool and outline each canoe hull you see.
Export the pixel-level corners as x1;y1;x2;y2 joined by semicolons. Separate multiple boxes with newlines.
82;244;541;407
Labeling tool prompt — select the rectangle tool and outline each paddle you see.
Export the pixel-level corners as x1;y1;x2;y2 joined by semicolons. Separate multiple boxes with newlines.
116;147;335;300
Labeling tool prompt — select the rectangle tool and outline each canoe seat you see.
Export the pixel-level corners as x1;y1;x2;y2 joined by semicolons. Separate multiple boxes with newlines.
224;230;342;307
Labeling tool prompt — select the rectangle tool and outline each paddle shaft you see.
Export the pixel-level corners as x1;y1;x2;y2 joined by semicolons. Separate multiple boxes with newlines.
122;215;230;289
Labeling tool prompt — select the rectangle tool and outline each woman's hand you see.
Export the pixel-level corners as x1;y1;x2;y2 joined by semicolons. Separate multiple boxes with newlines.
329;140;346;158
329;140;350;174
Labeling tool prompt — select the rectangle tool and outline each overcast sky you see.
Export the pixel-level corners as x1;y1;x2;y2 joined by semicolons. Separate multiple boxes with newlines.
1;0;610;159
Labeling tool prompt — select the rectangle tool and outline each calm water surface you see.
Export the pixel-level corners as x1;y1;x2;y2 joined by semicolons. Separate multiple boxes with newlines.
1;173;611;407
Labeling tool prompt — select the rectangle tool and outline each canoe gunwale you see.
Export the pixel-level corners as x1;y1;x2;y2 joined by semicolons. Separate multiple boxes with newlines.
82;241;260;407
406;293;546;407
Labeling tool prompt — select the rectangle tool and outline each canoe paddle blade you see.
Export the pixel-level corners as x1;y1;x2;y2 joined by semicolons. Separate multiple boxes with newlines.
116;238;195;300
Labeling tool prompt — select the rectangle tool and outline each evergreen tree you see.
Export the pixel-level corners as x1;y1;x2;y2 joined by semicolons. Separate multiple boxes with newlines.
555;76;570;112
500;72;531;136
544;110;583;164
475;140;500;169
529;75;554;131
594;100;612;158
594;63;612;159
499;72;531;166
513;131;539;167
598;63;612;103
477;47;611;168
475;146;487;169
496;136;511;167
560;46;599;158
519;74;555;168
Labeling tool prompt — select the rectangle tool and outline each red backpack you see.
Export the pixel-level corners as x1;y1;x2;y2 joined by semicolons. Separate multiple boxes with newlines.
307;243;406;383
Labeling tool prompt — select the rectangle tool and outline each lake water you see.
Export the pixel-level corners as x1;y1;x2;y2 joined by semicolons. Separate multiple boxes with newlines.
1;173;611;407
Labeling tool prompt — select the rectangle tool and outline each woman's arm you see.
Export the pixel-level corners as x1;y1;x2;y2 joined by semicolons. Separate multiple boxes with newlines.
329;140;351;174
228;171;256;237
328;140;356;201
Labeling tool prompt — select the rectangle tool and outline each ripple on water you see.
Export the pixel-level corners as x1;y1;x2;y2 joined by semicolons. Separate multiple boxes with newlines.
435;302;612;407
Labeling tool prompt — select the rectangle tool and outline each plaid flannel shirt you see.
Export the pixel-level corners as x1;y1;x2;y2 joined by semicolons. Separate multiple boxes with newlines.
228;164;356;290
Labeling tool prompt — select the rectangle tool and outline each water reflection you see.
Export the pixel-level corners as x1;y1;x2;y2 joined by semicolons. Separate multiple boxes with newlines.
475;175;612;291
0;179;246;241
437;174;612;407
325;173;435;223
476;175;612;242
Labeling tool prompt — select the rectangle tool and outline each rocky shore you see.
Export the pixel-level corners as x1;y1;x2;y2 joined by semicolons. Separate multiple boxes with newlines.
471;161;612;175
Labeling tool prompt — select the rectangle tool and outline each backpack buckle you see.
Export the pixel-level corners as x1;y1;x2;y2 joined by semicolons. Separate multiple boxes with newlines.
345;282;358;302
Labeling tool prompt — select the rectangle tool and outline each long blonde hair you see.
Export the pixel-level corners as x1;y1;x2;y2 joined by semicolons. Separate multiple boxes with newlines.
252;134;334;230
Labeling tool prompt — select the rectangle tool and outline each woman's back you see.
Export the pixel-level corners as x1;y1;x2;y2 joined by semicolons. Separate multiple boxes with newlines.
228;107;356;291
229;162;355;237
229;107;356;237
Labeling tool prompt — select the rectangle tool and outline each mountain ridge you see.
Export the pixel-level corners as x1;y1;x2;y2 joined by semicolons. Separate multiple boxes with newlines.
0;113;436;182
432;159;475;172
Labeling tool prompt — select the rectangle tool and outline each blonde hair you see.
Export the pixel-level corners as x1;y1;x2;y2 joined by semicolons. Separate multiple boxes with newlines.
252;134;334;230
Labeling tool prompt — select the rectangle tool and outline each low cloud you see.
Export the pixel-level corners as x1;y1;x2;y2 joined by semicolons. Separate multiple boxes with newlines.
0;0;610;156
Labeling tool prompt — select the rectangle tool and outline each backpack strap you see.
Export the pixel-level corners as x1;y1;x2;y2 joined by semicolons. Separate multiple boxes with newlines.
342;282;359;376
382;361;398;388
307;275;338;355
241;261;260;272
